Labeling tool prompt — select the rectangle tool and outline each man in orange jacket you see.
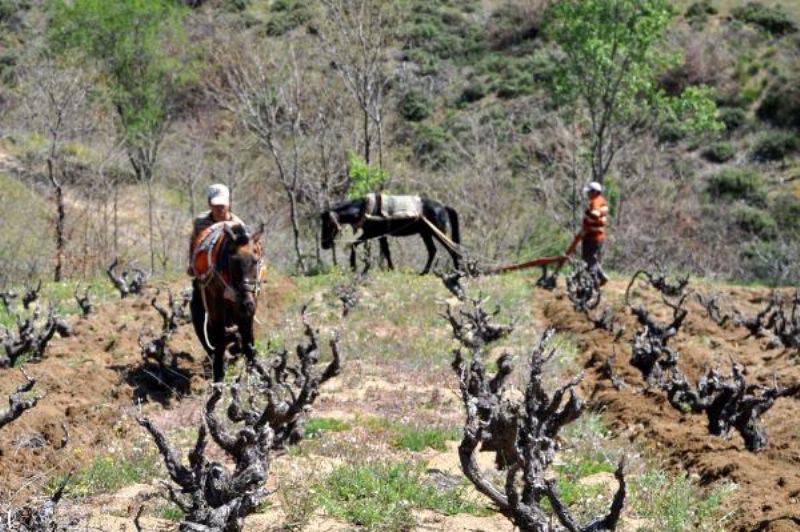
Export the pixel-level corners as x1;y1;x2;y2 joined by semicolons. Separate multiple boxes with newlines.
563;181;610;285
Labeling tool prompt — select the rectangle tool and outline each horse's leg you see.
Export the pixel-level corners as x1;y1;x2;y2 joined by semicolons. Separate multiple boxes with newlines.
211;320;226;383
447;244;461;271
238;319;256;365
379;237;394;270
420;232;437;275
349;243;358;271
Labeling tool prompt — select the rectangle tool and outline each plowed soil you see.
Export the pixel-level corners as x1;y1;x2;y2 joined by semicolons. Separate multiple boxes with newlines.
2;272;800;531
0;275;295;506
535;280;800;531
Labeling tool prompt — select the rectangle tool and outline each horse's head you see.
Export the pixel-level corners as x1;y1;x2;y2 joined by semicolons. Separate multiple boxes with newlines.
320;210;341;250
224;223;263;318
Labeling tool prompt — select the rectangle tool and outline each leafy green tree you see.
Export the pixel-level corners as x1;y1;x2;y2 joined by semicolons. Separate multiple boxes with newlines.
545;0;721;185
48;0;196;273
347;152;388;199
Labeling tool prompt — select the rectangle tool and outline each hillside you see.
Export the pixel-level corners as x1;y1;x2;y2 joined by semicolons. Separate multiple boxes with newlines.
0;0;799;284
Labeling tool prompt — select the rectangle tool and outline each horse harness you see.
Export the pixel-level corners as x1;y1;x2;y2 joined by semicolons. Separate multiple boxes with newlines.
193;222;263;304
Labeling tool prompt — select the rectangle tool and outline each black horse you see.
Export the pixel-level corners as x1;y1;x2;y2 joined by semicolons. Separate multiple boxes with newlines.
321;196;461;274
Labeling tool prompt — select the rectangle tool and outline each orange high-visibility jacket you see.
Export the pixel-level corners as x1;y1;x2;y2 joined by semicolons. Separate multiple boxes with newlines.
582;195;609;243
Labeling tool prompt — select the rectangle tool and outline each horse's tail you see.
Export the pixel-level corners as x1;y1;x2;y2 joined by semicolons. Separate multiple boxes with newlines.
445;206;460;245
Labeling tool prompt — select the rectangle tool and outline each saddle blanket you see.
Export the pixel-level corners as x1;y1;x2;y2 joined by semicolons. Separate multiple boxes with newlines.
192;222;237;281
366;193;423;220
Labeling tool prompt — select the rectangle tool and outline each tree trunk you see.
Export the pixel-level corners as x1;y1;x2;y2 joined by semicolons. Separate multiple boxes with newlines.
363;109;370;165
189;181;196;218
113;185;119;256
47;158;65;283
286;187;306;273
147;177;155;274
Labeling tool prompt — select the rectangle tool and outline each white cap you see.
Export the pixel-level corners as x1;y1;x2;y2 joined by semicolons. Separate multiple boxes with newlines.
583;181;603;194
207;183;230;206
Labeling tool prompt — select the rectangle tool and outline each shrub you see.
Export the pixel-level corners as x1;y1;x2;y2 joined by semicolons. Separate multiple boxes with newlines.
398;90;432;122
659;122;687;144
412;123;456;170
719;107;747;132
457;81;487;106
771;193;800;232
264;0;310;36
685;0;717;20
732;2;797;35
225;0;249;11
702;142;735;163
731;205;777;238
751;131;799;162
707;168;767;205
758;80;800;130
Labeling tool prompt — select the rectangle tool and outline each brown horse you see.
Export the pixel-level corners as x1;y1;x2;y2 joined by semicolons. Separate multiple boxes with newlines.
190;223;263;382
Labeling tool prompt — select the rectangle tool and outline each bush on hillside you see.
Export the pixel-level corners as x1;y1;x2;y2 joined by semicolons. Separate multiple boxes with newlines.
658;122;687;144
225;0;249;11
732;2;797;36
265;0;311;36
771;193;800;232
702;142;735;163
457;81;487;106
412;124;456;170
487;1;541;50
719;107;747;132
758;80;800;130
731;204;777;238
398;90;432;122
685;0;717;23
751;131;799;162
707;168;767;205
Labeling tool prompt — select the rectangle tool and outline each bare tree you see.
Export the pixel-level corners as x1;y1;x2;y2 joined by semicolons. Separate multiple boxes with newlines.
140;310;342;531
0;369;39;430
17;58;91;282
106;258;148;298
318;0;395;170
212;38;350;273
0;305;62;368
443;273;626;531
664;362;800;452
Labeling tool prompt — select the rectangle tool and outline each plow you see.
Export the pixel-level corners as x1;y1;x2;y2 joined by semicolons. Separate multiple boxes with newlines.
417;213;572;281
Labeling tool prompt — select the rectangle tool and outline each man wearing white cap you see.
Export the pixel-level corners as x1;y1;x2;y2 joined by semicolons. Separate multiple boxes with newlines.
187;183;244;276
563;181;610;285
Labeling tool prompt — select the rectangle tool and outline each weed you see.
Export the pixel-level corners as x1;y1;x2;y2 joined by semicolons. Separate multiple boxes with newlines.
305;417;351;439
318;461;485;530
53;452;159;498
155;502;184;522
630;470;736;531
277;472;319;530
392;425;460;452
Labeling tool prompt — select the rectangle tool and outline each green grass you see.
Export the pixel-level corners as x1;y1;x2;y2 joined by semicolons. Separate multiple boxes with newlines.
630;470;737;531
317;461;487;530
154;502;184;522
0;276;118;328
52;452;159;498
393;425;460;452
359;416;460;452
305;417;351;438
